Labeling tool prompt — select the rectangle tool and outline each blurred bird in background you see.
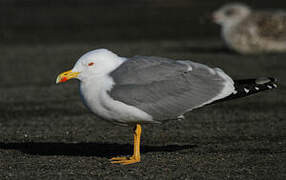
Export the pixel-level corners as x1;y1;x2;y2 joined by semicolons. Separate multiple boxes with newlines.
213;3;286;54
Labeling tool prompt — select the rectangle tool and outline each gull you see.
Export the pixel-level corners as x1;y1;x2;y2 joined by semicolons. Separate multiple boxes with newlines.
213;3;286;54
56;49;277;165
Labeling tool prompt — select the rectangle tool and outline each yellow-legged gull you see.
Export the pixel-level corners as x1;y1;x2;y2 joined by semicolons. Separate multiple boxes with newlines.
56;49;278;165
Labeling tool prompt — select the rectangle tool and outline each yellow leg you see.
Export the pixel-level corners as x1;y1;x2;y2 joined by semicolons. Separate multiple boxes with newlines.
110;124;142;165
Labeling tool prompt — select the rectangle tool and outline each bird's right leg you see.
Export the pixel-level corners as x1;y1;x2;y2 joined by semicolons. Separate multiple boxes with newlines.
110;124;141;165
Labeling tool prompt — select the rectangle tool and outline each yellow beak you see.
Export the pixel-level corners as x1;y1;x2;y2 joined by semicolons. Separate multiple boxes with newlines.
56;70;80;84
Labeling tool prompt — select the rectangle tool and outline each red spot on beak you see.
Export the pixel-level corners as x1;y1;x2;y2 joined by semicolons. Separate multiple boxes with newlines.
88;62;94;66
61;77;68;82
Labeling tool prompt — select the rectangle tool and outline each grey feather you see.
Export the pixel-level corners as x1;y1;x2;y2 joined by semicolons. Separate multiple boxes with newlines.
109;56;230;121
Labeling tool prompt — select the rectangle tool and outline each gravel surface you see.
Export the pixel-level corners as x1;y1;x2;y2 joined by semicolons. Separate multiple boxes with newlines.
0;41;285;179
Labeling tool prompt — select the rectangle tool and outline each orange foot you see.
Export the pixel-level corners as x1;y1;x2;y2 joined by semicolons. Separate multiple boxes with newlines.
110;155;140;165
111;124;142;165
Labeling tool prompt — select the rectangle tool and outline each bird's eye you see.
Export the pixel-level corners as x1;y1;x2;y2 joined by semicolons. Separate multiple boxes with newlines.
88;62;94;66
225;8;236;16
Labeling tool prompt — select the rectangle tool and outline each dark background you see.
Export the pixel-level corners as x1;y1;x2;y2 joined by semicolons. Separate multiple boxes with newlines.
0;0;285;179
1;0;286;43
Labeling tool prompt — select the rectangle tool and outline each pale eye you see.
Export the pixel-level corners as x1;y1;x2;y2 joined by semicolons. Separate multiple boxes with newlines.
88;62;94;66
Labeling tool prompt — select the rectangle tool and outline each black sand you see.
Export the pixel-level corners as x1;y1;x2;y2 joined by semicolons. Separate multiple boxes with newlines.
0;41;285;179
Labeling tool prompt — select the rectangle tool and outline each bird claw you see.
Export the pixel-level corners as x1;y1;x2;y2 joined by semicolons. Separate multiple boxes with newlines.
110;156;140;165
110;156;129;161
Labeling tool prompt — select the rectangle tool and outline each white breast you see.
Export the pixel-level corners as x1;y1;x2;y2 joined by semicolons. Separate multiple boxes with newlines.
79;75;155;125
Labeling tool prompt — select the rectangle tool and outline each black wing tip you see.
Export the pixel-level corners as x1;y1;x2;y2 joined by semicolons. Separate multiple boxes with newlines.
268;77;278;83
234;76;278;97
255;77;278;85
211;76;278;104
255;77;278;90
234;77;278;88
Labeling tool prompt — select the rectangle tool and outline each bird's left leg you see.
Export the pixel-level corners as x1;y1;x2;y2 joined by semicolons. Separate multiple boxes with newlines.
110;124;142;165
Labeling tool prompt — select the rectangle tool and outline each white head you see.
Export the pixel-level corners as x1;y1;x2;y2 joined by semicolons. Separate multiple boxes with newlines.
213;3;251;27
56;49;124;83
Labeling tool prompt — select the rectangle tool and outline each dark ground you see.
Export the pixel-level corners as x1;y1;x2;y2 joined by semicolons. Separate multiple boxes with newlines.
0;41;285;179
0;0;286;179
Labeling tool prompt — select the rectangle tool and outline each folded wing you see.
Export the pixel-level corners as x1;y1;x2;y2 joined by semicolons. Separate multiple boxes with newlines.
109;56;234;121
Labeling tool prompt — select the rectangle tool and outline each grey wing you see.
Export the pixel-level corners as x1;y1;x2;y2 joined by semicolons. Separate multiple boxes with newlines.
109;56;234;121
